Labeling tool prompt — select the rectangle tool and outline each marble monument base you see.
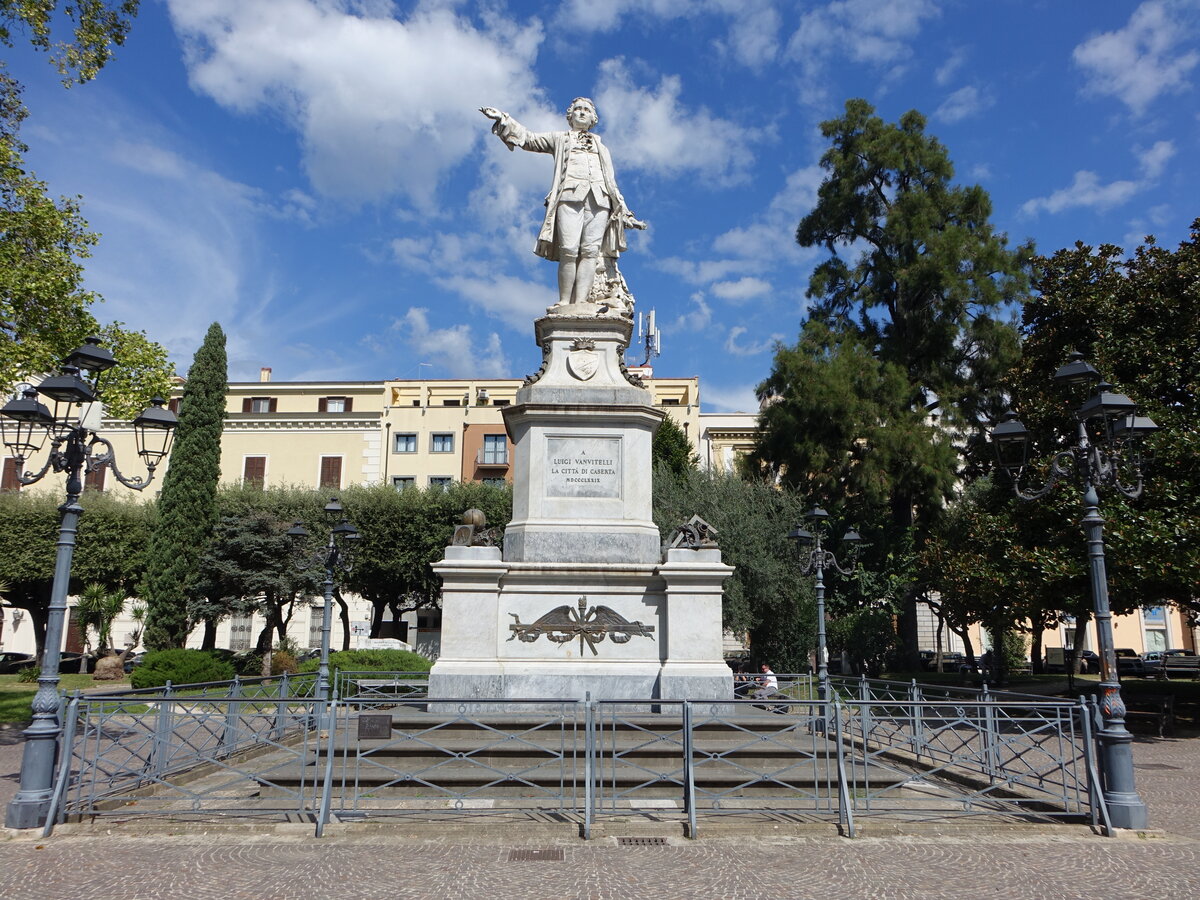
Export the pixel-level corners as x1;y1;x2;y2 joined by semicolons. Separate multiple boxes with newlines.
427;546;733;704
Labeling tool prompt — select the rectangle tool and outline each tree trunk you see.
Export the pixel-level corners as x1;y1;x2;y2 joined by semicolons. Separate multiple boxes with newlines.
1030;621;1045;675
369;599;385;639
334;589;351;652
201;618;217;651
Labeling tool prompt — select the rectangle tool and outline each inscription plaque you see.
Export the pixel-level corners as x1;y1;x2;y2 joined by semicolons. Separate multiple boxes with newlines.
357;714;392;740
545;437;621;499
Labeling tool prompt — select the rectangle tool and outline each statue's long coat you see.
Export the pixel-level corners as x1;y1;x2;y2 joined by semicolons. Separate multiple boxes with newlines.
490;114;632;262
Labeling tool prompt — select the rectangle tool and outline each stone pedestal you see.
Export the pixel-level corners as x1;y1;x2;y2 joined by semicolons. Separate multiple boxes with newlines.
428;306;733;702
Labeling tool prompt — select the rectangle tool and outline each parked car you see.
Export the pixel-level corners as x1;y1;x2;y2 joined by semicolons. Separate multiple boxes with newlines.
123;651;147;674
0;651;35;674
1114;648;1144;676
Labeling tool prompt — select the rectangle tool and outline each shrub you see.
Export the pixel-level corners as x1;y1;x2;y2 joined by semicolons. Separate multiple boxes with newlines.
129;649;235;689
270;650;298;676
233;652;264;677
297;649;431;678
17;666;39;683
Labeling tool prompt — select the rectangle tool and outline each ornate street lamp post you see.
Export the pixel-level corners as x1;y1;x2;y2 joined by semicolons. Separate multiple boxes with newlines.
288;498;358;712
3;338;176;829
787;506;861;709
991;352;1156;830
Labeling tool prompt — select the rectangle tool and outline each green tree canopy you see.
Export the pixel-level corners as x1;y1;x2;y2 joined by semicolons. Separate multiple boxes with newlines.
0;3;169;416
651;413;698;479
1001;224;1200;619
751;99;1034;662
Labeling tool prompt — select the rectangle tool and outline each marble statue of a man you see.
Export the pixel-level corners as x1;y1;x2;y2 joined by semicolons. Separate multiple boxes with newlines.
480;98;647;309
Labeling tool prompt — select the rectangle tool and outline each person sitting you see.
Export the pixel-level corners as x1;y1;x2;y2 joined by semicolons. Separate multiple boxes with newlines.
753;663;778;701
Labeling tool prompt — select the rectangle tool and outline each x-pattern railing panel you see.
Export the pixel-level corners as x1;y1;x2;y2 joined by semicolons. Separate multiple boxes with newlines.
592;701;689;812
326;698;582;813
59;696;325;820
686;701;837;810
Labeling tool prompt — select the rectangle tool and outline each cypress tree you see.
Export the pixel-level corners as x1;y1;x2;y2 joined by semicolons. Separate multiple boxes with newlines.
141;322;227;649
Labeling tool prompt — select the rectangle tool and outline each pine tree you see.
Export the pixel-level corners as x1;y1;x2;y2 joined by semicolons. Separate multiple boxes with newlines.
754;99;1034;663
141;323;227;649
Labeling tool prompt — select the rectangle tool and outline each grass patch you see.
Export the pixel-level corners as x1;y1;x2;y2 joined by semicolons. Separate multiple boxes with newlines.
0;673;132;725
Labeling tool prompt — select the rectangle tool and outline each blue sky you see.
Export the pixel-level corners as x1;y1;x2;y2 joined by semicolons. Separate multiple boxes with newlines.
7;1;1199;412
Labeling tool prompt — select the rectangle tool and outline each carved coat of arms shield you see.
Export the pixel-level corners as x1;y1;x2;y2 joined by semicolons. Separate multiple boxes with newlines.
567;350;599;381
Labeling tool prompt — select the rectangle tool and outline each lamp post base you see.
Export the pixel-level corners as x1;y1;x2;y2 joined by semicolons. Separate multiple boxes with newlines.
5;795;51;830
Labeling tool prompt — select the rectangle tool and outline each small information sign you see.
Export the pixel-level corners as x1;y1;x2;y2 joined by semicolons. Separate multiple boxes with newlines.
357;714;392;740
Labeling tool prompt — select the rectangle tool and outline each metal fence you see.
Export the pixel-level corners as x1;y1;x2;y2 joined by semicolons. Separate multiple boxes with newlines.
45;675;1108;838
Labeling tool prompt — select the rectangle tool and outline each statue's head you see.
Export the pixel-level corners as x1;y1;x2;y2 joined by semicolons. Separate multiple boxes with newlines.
565;97;598;132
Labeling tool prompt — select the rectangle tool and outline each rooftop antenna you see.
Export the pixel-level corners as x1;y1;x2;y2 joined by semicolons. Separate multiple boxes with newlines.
636;310;661;367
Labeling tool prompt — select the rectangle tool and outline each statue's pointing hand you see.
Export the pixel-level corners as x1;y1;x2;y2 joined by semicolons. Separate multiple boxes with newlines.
479;107;502;121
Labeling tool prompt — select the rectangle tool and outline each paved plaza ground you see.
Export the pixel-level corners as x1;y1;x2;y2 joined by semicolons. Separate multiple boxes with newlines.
2;718;1198;898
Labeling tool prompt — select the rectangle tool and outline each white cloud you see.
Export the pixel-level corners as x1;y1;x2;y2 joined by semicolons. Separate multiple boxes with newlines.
711;277;772;303
669;292;714;333
660;163;822;285
437;273;556;334
1137;140;1176;179
392;307;509;377
969;163;992;180
594;60;759;183
724;326;783;356
166;1;547;207
1021;140;1176;216
935;47;967;86
1021;172;1140;216
1073;0;1200;114
787;0;941;69
934;85;992;123
553;0;779;67
702;381;763;413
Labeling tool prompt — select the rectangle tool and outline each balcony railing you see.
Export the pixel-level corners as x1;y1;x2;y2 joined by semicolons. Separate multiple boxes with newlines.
476;447;508;466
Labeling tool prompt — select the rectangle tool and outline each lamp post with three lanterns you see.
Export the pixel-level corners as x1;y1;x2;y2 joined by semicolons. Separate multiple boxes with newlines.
288;498;359;713
787;506;861;710
990;352;1156;830
2;337;177;829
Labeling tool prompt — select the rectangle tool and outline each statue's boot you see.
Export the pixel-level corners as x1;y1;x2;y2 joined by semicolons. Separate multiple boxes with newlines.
572;253;599;304
556;255;578;307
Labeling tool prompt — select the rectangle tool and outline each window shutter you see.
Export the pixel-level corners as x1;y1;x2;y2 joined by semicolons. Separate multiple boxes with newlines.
318;398;328;413
269;398;278;413
243;456;266;487
1;458;20;492
344;397;353;412
168;398;182;414
320;456;342;490
242;398;252;413
84;462;107;492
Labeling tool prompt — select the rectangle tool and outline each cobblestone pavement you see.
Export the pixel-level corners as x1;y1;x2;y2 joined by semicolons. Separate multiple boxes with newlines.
0;829;1197;900
1;723;1196;899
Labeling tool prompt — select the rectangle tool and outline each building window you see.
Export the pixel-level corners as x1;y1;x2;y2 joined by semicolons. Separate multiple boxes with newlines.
319;396;352;413
84;461;107;492
442;398;461;407
431;433;454;453
319;456;342;490
429;477;452;491
482;477;506;487
242;397;277;413
481;434;507;465
168;398;182;414
392;476;415;490
1;458;21;492
229;613;253;652
493;399;510;407
393;433;417;453
308;607;323;649
243;456;267;488
661;398;681;406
